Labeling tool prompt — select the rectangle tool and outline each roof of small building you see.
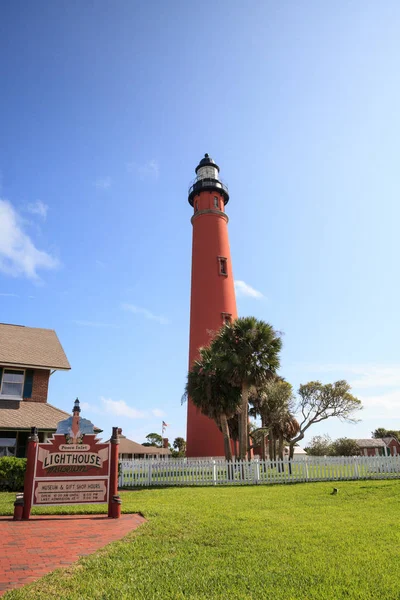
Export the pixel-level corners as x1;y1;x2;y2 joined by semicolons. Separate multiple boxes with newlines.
0;400;102;433
382;436;400;445
0;324;71;370
119;435;171;455
0;400;70;430
355;438;386;448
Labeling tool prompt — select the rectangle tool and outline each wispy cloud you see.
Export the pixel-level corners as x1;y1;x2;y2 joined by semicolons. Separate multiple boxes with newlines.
95;260;106;268
0;292;19;297
82;398;147;419
73;320;119;328
235;280;264;298
101;397;146;418
296;363;400;389
292;362;400;418
0;199;59;280
152;408;166;418
360;390;400;410
121;302;169;325
94;176;112;190
126;159;159;180
27;200;48;220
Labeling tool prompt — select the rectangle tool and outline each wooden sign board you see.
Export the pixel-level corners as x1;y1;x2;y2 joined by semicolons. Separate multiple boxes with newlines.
16;398;121;520
33;434;110;506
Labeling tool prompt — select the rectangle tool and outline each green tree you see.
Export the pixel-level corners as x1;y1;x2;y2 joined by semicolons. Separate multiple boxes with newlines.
143;433;163;447
211;317;282;460
289;380;362;459
304;435;333;456
250;379;296;461
185;346;241;461
330;437;360;456
173;437;186;456
372;428;400;440
275;413;300;461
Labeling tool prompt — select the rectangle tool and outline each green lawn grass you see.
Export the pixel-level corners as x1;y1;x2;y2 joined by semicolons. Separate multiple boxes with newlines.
1;481;400;599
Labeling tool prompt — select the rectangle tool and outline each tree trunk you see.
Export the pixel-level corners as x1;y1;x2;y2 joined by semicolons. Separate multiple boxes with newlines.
278;432;284;472
220;413;232;461
262;433;266;461
239;382;249;460
289;442;294;460
278;432;284;461
268;428;274;461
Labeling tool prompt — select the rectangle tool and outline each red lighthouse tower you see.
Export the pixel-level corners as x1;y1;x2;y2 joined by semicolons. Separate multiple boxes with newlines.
186;154;238;458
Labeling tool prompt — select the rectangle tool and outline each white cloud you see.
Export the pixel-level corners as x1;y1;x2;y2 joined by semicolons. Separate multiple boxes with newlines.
152;408;165;418
296;363;400;390
234;280;264;298
292;362;400;420
94;176;112;190
360;390;400;410
73;320;119;328
27;200;48;219
80;401;99;414
0;199;59;280
126;159;159;180
0;292;18;297
82;398;147;419
122;302;169;325
101;397;146;419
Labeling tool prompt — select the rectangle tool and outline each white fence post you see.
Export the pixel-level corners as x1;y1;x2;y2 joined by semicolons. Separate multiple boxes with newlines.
212;460;217;485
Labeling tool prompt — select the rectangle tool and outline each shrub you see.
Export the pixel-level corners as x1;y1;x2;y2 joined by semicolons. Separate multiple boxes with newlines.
0;456;27;491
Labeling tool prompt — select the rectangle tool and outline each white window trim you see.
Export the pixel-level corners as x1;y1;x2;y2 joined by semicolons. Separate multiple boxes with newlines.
0;368;25;401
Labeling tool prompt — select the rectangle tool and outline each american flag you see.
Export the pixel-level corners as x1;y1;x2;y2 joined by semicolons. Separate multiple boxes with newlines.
162;421;170;434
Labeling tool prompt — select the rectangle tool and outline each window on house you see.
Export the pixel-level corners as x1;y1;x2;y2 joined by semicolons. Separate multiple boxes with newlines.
0;370;24;398
222;313;232;325
218;257;228;276
214;196;219;209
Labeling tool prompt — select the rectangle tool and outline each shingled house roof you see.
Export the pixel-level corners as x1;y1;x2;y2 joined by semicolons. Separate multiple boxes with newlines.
0;400;102;433
0;400;70;431
355;438;386;448
0;324;71;370
119;435;171;456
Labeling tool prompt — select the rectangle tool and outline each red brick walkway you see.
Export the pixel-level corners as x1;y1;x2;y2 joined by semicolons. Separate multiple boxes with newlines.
0;514;145;596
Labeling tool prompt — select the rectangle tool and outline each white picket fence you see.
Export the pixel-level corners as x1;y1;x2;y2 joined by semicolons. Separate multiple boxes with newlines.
119;455;400;488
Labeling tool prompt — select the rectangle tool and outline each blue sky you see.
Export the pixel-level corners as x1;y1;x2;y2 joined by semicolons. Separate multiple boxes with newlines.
1;1;400;447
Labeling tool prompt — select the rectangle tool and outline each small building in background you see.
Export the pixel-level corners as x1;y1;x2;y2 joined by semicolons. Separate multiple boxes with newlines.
118;432;171;459
355;438;387;457
381;436;400;456
0;323;71;457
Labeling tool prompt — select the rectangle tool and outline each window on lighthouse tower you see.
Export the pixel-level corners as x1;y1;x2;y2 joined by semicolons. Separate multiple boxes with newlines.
218;257;228;276
213;196;219;209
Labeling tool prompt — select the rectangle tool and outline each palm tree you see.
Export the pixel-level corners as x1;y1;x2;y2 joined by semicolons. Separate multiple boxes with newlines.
275;413;300;462
250;378;296;461
185;347;241;461
211;318;282;460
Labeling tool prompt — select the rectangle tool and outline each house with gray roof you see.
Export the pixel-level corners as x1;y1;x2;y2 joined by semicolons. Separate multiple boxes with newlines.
118;432;171;459
0;323;71;457
355;438;387;457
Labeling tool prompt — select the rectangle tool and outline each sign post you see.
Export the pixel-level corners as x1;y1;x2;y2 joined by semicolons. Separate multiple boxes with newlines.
108;426;121;518
15;399;121;520
20;427;39;520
